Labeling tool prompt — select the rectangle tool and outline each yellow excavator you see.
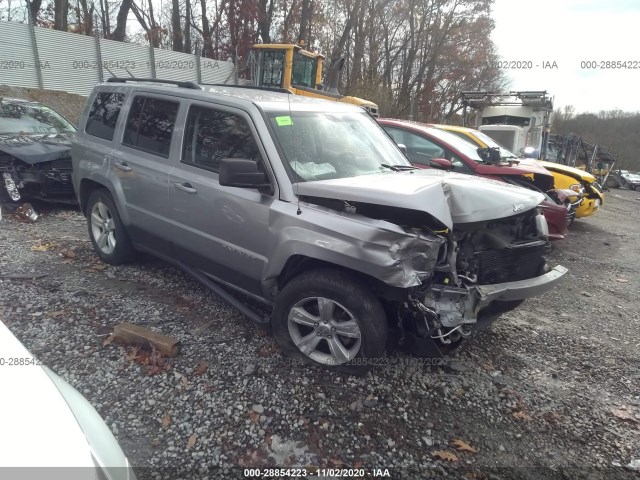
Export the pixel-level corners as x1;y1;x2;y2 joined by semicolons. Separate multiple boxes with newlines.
250;43;379;117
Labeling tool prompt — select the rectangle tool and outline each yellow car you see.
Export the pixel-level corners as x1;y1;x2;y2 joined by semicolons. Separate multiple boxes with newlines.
432;124;604;219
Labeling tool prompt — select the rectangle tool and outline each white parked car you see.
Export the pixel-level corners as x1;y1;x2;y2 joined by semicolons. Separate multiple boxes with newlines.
0;321;136;480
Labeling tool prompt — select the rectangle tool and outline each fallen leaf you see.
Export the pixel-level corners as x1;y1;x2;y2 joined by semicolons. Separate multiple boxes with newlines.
452;388;465;398
612;406;638;422
102;335;115;347
187;433;197;449
248;411;260;426
125;346;140;361
194;361;208;376
48;311;66;318
512;411;532;421
88;264;108;271
60;249;76;258
350;398;364;412
353;460;363;469
31;244;53;252
433;450;459;462
257;345;277;357
162;414;171;428
329;457;345;467
616;278;628;283
541;411;563;423
180;375;190;387
451;439;478;453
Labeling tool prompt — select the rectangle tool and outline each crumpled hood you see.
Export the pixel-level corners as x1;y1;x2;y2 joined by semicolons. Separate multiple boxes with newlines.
295;169;545;229
0;133;73;164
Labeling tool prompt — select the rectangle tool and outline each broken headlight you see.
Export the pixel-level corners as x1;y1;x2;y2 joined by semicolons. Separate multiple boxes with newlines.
535;213;549;239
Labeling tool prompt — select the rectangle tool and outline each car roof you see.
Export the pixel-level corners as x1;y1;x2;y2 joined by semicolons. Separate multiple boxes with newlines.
94;80;361;114
0;97;44;107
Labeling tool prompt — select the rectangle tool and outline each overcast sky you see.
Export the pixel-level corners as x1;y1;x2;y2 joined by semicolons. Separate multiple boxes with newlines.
491;0;640;113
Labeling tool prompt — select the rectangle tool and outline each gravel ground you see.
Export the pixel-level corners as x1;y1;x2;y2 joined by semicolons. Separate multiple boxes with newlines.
1;191;639;480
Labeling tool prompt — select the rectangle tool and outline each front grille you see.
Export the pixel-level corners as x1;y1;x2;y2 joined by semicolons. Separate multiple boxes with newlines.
481;129;516;151
50;157;72;170
476;245;546;285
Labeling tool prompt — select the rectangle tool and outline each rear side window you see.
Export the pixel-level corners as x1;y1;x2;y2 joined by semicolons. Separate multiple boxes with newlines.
123;96;179;157
85;92;124;140
182;106;260;173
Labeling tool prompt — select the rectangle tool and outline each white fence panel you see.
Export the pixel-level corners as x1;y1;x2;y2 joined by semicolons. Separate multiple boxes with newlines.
100;39;153;79
35;27;99;95
152;48;198;82
200;58;236;84
0;20;241;94
0;22;40;89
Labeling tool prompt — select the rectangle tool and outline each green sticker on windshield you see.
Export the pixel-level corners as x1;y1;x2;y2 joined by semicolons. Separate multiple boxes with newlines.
275;116;293;126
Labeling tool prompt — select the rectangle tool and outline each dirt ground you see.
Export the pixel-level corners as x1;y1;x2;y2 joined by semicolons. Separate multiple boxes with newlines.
0;189;639;480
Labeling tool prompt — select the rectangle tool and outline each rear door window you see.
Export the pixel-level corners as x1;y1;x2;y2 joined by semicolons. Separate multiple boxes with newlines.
85;92;124;141
181;105;260;173
123;96;179;157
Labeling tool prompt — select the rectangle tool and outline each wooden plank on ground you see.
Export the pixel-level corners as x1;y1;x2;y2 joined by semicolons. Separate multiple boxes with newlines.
112;322;180;357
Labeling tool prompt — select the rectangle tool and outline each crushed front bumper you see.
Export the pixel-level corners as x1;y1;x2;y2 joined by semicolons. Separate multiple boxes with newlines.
475;265;568;310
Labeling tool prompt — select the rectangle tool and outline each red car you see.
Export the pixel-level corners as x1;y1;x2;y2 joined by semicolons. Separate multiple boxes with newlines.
378;119;572;240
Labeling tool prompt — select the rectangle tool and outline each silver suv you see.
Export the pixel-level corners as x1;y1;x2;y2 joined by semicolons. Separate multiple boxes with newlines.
72;78;567;374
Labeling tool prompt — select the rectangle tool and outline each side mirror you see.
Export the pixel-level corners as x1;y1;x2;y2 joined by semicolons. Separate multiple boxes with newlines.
477;147;502;164
397;143;408;156
430;158;453;170
219;158;273;194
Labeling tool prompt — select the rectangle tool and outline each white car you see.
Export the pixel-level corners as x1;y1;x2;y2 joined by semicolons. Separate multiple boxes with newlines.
0;320;136;480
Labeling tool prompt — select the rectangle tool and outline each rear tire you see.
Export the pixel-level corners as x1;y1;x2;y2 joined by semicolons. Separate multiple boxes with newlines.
272;269;387;375
86;189;136;265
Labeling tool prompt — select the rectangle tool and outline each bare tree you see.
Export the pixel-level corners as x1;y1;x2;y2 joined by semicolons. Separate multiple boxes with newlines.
54;0;69;30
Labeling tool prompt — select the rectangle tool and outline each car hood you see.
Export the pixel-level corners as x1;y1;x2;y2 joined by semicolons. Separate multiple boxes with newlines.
0;132;73;164
526;160;597;183
294;169;544;228
0;322;96;469
474;159;552;178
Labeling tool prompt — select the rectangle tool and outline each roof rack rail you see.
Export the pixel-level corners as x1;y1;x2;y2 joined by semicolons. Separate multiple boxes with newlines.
106;77;201;90
201;83;291;94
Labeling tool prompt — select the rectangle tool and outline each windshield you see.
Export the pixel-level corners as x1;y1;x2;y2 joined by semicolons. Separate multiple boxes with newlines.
0;101;76;135
444;128;518;160
468;129;518;159
267;111;412;182
422;127;492;163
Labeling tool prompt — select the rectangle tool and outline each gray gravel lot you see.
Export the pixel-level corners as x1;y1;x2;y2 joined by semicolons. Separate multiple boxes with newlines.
1;191;639;480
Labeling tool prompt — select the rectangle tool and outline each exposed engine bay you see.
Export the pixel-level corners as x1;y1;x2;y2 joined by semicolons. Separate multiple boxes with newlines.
303;195;553;352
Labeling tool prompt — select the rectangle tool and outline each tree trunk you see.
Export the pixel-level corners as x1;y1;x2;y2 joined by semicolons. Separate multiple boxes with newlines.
171;0;184;51
258;0;274;43
28;0;43;24
112;0;132;41
54;0;69;31
297;0;312;45
184;0;192;53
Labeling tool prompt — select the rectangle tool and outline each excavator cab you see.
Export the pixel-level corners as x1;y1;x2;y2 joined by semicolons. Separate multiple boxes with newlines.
250;44;379;117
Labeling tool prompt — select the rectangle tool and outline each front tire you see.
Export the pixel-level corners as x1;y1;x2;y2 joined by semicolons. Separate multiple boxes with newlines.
86;189;136;265
271;269;387;375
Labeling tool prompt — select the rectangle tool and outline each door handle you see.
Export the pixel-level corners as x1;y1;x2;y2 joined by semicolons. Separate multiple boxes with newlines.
113;162;132;172
174;182;197;194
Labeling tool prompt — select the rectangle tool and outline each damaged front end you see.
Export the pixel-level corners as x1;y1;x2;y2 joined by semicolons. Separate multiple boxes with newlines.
0;136;75;204
397;208;566;354
0;98;77;205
